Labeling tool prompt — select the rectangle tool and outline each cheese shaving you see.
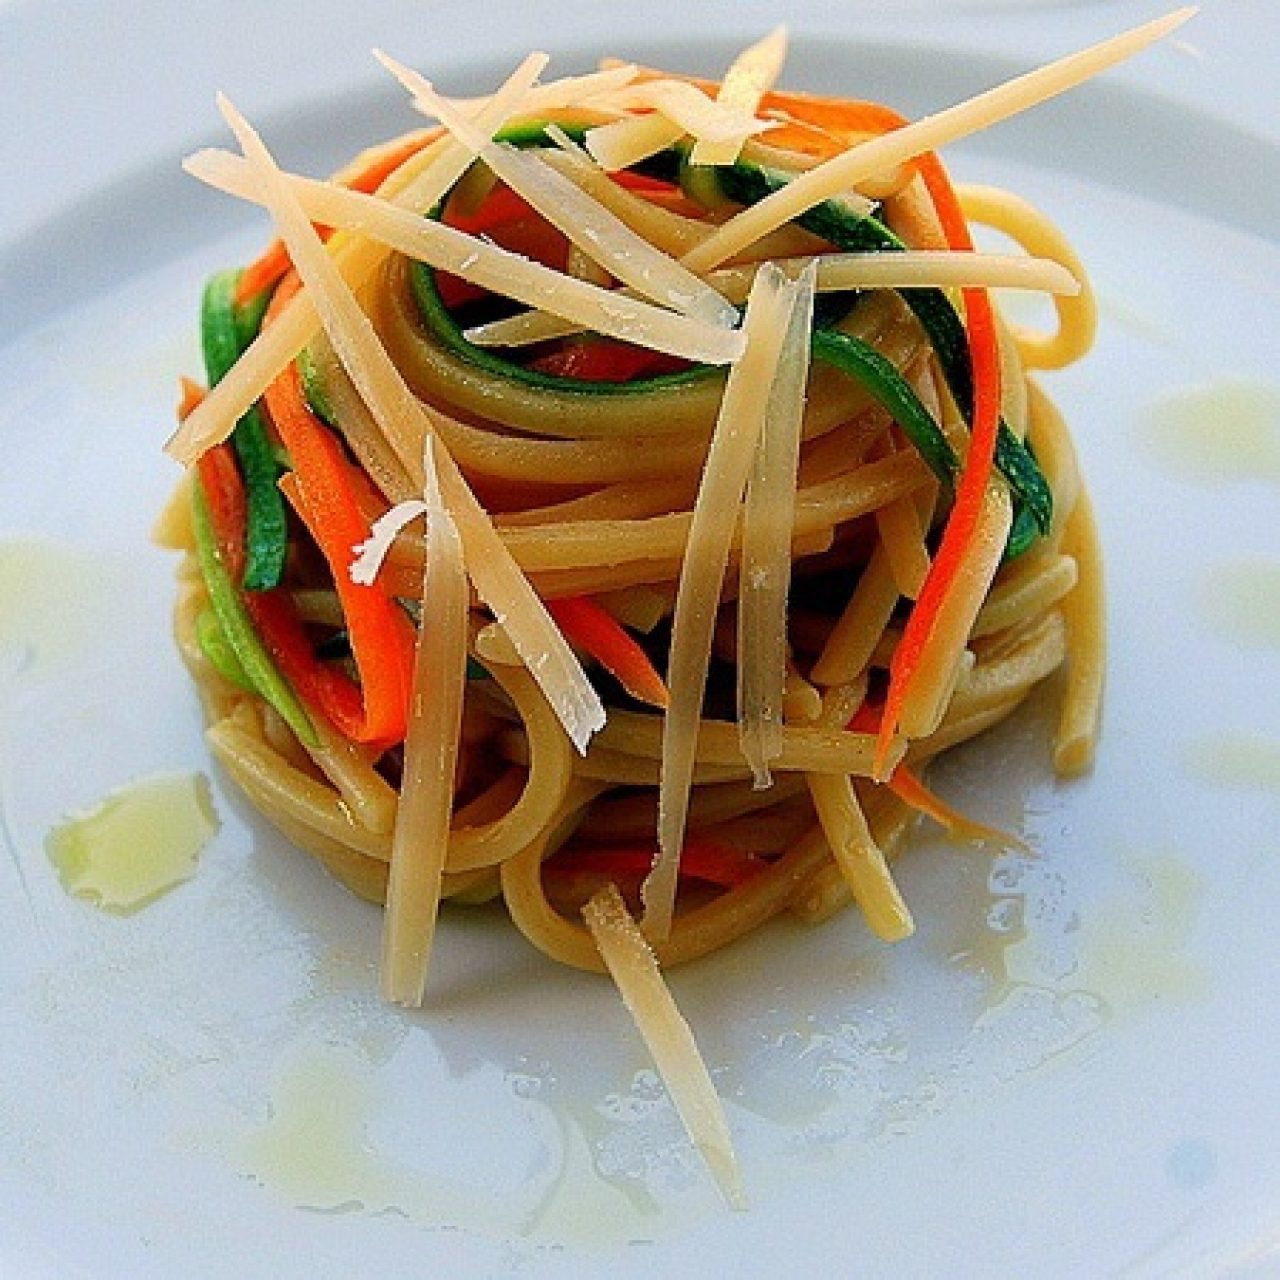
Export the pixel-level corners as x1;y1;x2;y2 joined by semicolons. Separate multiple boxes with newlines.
215;94;605;752
738;262;814;788
582;883;745;1210
643;264;796;941
689;26;789;167
350;500;428;586
586;78;768;172
441;61;641;115
680;7;1197;273
376;53;738;328
583;111;686;175
464;248;1081;349
381;437;469;1006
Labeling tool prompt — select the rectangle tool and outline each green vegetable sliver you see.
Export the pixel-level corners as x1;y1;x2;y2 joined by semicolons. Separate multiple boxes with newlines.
200;269;289;591
190;481;318;747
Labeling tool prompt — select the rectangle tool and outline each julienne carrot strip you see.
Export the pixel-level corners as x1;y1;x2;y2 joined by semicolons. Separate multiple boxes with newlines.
234;132;436;306
545;595;669;709
841;693;1024;848
195;443;249;578
886;765;1029;852
874;150;1002;776
234;242;298;309
262;275;416;748
444;183;534;234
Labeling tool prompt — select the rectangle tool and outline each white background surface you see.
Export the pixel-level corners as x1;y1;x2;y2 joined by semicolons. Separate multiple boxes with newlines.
2;2;1279;1277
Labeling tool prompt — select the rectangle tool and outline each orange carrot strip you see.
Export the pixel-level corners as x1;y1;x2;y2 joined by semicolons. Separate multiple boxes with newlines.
888;765;1030;853
873;150;1003;776
261;277;416;748
196;442;367;736
545;595;669;709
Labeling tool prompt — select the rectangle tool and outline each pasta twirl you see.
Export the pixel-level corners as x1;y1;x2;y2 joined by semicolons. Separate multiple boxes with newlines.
158;18;1161;1201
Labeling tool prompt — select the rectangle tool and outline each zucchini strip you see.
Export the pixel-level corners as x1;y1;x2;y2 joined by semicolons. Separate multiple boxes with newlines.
200;269;289;590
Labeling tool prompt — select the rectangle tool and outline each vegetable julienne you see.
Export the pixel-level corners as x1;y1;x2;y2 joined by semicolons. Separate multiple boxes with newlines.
160;12;1182;1207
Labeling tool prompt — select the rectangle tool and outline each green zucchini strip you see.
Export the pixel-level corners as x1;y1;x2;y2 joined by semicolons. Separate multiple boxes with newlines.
190;482;318;747
200;269;289;591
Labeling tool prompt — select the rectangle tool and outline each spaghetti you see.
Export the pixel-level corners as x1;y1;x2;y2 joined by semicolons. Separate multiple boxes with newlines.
156;14;1182;1204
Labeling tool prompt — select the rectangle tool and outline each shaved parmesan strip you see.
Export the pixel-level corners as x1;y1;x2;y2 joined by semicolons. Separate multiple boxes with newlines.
465;248;1080;349
376;54;737;328
738;263;814;788
166;52;549;465
216;96;605;752
716;249;1082;296
584;112;685;174
586;78;769;172
350;499;428;586
381;437;469;1006
582;883;745;1210
439;61;640;115
689;26;789;167
184;149;745;367
681;8;1196;272
603;79;770;143
642;265;796;941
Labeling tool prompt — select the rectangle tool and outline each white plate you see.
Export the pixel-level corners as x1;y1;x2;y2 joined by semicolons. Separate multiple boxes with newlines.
3;3;1279;1277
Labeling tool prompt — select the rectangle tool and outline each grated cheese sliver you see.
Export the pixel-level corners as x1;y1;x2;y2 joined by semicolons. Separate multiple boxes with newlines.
216;94;606;753
380;436;469;1007
441;61;640;115
737;262;814;789
680;8;1196;273
464;247;1080;349
642;264;796;941
584;112;685;174
585;78;769;172
376;53;738;328
584;29;787;173
582;883;745;1210
350;500;428;586
689;26;789;167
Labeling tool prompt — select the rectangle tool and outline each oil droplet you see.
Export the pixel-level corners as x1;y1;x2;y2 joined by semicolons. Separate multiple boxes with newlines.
46;773;218;913
1186;733;1280;793
0;537;117;679
1135;379;1280;483
235;1043;509;1232
239;1045;408;1213
1070;853;1206;1014
524;1105;650;1245
1197;562;1280;649
952;890;1029;1003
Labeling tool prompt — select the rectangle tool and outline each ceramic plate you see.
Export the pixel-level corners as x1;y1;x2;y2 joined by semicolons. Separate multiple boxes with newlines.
2;2;1278;1275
